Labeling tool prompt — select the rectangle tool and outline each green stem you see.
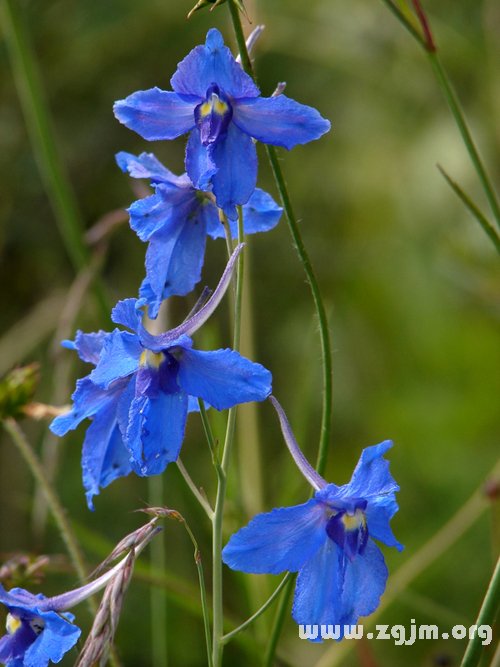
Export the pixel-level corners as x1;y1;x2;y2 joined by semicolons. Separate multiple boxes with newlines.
227;0;333;476
211;206;245;667
379;0;500;230
0;0;109;316
263;577;295;667
148;474;168;667
437;165;500;253
181;520;214;667
427;52;500;229
3;419;94;610
460;555;500;667
221;573;291;644
177;458;214;520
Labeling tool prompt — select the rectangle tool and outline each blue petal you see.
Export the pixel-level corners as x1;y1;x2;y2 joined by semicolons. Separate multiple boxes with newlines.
176;347;271;410
366;495;404;551
24;611;81;667
233;94;330;149
140;208;208;318
114;88;197;140
116;151;188;187
89;330;142;388
50;377;127;436
222;499;327;574
338;540;389;624
80;385;133;510
211;123;257;221
292;538;342;633
126;391;188;476
66;331;107;364
345;441;399;499
292;539;388;635
207;187;283;239
128;192;176;242
199;199;223;239
111;299;142;331
171;28;259;100
185;128;217;191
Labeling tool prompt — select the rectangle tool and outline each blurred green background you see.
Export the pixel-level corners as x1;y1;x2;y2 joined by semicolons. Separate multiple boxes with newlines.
0;0;498;665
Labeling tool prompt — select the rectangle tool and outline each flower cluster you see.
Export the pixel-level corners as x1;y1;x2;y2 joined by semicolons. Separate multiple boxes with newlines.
52;28;329;509
45;22;401;652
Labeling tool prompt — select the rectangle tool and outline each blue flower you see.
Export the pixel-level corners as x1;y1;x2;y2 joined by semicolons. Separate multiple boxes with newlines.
0;587;80;667
51;248;272;509
116;150;283;318
222;398;402;639
114;28;330;220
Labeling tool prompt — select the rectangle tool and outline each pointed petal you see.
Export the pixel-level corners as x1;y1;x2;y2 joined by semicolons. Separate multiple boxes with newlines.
126;391;188;476
177;347;271;410
171;28;259;100
63;331;107;364
113;88;197;140
366;495;404;551
185;128;217;191
222;499;327;575
233;95;330;149
116;151;188;187
89;330;142;388
211;123;257;220
240;187;282;235
80;388;132;510
110;299;142;333
137;244;243;351
345;441;399;499
50;377;127;436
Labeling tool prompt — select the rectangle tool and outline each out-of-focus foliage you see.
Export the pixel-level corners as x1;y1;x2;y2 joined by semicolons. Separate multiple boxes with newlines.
0;0;498;665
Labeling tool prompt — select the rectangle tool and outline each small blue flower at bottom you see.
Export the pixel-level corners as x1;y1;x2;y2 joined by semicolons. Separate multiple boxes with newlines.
51;247;272;509
0;542;145;666
116;150;282;318
0;588;79;667
222;397;403;640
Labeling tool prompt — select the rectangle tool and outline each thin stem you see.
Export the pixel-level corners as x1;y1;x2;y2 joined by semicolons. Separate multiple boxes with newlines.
427;52;500;228
148;475;168;667
181;520;214;667
460;555;500;667
437;165;500;253
176;458;214;520
378;0;426;47
2;419;94;613
227;0;333;476
0;0;109;317
221;573;292;644
263;577;295;667
379;0;500;230
211;206;245;667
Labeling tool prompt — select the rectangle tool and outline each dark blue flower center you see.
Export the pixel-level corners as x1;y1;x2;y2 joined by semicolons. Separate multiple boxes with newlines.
194;84;233;146
0;612;43;662
137;350;180;396
325;498;368;561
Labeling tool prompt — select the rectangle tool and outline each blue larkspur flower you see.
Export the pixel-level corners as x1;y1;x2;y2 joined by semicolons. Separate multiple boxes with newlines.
116;150;283;318
113;28;330;220
0;539;150;666
222;397;403;640
51;248;272;509
0;588;80;667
